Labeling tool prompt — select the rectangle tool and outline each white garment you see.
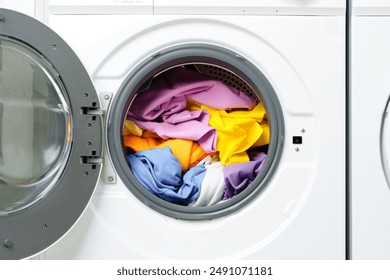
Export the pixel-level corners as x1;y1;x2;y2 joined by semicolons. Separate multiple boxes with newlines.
190;156;225;207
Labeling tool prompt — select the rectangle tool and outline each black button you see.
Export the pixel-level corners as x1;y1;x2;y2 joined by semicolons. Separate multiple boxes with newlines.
293;136;302;144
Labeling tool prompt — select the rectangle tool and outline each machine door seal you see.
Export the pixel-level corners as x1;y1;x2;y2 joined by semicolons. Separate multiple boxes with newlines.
0;9;102;259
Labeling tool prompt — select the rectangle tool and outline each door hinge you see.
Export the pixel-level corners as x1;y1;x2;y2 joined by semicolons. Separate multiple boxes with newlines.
79;93;106;170
81;157;103;165
82;92;117;184
80;92;113;116
81;107;105;116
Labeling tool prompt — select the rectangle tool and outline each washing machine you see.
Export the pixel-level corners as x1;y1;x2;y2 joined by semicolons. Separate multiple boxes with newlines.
351;0;390;259
0;0;346;260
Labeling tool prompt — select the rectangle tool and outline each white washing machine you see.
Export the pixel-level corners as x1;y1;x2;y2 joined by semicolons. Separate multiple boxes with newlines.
351;0;390;259
0;0;346;259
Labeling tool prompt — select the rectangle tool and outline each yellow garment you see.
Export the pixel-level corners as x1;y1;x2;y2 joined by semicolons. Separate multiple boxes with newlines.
123;120;159;138
187;100;269;165
252;120;270;147
123;135;210;172
123;120;143;136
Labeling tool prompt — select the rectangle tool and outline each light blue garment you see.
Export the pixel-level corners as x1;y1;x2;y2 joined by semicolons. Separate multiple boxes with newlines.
127;147;205;205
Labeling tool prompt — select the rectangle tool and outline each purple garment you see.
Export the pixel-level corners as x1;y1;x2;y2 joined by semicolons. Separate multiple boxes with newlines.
223;151;267;199
128;67;256;120
133;110;216;153
127;67;256;153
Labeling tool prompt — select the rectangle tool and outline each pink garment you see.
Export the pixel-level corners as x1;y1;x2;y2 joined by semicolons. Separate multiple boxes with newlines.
128;67;256;120
127;67;257;153
134;110;216;153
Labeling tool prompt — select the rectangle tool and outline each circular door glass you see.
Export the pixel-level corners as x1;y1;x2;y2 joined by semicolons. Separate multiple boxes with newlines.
0;37;72;215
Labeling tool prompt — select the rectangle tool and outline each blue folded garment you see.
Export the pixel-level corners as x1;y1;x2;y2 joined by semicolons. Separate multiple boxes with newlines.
127;146;205;205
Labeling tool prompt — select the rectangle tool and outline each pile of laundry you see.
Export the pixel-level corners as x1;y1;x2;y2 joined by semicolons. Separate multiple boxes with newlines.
124;66;269;207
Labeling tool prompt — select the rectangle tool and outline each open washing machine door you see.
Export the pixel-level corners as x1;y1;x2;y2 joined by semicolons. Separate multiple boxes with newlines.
0;9;102;259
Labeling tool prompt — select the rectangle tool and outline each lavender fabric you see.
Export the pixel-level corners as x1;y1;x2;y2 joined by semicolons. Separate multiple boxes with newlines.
127;147;205;205
127;67;257;153
132;109;216;153
223;151;267;199
128;67;256;120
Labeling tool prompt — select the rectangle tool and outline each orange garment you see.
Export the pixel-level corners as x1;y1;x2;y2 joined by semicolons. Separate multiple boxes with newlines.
123;135;210;172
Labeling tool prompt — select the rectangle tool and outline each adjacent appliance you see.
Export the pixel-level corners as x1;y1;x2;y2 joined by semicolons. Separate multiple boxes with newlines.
350;0;390;259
